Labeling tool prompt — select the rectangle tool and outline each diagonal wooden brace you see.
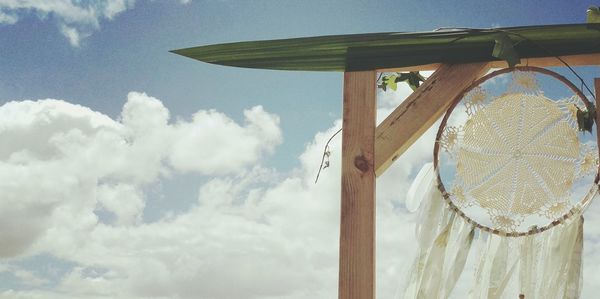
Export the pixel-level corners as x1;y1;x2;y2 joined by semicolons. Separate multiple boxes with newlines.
374;62;491;176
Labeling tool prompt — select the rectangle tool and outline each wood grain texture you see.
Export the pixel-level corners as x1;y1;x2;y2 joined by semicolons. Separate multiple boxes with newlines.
377;53;600;72
374;62;491;176
339;71;377;299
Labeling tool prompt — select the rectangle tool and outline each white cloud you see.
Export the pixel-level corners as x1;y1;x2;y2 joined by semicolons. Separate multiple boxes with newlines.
0;90;420;298
97;183;144;225
0;82;439;298
0;10;16;24
168;105;282;175
59;24;86;47
2;86;600;299
0;92;280;264
0;0;133;46
0;0;185;46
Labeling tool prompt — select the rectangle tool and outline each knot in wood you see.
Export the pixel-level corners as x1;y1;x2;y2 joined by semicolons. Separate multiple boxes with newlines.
354;155;370;173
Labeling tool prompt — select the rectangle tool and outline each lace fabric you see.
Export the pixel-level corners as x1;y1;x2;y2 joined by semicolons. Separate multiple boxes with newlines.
436;68;598;234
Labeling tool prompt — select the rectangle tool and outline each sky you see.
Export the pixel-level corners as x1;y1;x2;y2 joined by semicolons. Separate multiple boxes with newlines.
0;0;599;298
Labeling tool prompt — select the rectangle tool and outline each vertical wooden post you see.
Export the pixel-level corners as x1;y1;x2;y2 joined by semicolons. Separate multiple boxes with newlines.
339;71;377;299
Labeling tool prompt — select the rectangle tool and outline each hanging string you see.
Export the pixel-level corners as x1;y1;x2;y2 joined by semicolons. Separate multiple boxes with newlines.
315;74;382;184
498;29;597;101
314;73;405;184
436;26;597;101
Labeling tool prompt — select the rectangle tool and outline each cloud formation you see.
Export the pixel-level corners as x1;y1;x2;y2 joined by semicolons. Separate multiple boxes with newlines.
1;86;600;298
0;92;281;262
0;89;424;298
0;0;188;46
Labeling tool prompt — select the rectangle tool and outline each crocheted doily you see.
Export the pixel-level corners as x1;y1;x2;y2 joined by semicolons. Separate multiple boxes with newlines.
435;67;598;235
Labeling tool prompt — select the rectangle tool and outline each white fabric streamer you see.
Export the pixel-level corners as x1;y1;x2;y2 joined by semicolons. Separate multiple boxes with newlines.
403;164;474;299
471;233;504;299
402;163;587;299
469;216;584;299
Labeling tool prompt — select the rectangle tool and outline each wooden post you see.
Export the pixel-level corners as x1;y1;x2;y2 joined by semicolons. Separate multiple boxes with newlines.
339;71;377;299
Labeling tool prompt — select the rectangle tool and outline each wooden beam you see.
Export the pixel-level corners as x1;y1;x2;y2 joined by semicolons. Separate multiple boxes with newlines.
376;52;600;73
374;62;491;176
339;71;377;299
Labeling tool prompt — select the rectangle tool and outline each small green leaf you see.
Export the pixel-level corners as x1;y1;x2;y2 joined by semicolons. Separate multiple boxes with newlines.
576;105;596;133
385;74;398;91
407;72;422;91
492;34;521;68
587;6;600;23
396;73;411;82
378;72;426;92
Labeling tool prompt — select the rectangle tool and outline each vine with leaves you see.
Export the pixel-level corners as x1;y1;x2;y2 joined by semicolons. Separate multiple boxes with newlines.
378;71;427;92
314;72;427;183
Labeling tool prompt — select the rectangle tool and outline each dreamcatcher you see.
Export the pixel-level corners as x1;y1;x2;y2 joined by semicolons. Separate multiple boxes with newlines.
403;66;599;299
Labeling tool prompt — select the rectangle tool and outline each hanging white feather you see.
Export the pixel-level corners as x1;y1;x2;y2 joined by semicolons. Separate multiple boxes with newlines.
537;216;583;299
518;233;537;298
563;217;583;299
403;164;476;299
403;164;449;299
487;236;510;299
468;216;585;299
406;163;434;212
441;218;475;298
471;233;504;299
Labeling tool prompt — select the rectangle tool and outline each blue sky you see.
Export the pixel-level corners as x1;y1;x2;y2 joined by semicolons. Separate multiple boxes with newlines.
0;0;595;170
0;1;599;298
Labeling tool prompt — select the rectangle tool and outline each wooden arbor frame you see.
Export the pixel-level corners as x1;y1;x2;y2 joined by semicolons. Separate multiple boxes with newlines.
172;23;600;299
340;56;600;298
